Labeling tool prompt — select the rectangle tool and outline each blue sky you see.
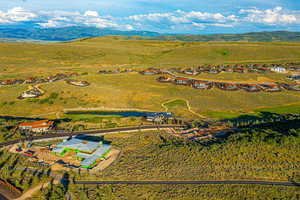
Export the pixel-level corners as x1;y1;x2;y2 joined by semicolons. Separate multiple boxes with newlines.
0;0;299;34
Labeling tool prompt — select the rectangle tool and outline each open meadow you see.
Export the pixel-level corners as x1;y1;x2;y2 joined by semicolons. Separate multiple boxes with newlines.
1;38;300;119
1;73;300;119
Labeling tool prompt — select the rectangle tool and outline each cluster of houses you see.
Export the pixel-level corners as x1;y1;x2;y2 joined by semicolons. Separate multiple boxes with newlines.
98;68;136;74
0;72;79;86
137;63;300;77
170;63;300;75
157;75;300;92
18;86;44;99
65;79;90;87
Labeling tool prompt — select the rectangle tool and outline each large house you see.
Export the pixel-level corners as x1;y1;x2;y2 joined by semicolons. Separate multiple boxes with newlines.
19;87;43;99
52;135;111;169
270;67;287;73
19;120;54;133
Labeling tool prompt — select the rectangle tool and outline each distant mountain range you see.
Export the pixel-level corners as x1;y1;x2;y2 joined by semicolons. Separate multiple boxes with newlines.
0;26;300;42
0;26;160;41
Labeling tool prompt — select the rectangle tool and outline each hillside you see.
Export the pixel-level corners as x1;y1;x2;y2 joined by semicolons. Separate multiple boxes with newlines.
126;31;300;42
1;38;300;118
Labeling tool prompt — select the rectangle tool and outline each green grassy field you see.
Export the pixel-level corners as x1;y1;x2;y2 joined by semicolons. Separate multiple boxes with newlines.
1;73;300;119
1;38;300;76
1;38;300;119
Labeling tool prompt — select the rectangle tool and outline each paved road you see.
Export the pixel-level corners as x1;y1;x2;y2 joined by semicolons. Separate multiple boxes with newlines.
74;180;300;187
0;125;183;148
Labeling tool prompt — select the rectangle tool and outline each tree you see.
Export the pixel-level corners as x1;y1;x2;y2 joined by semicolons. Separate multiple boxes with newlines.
49;184;65;200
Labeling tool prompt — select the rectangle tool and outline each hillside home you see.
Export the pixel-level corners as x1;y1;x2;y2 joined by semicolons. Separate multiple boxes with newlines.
19;87;43;99
192;80;212;89
183;69;199;76
157;76;173;83
174;77;191;85
238;84;261;92
258;83;281;92
216;82;239;91
270;67;287;73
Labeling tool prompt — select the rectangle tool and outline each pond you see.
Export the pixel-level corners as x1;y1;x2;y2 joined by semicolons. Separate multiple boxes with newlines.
65;111;173;118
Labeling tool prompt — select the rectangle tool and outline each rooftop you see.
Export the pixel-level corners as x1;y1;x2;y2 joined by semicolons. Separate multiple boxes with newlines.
55;136;100;153
19;120;53;128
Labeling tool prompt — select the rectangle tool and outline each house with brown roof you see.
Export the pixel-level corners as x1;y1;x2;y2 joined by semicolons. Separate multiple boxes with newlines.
157;76;173;83
238;83;261;92
215;82;239;91
19;120;54;133
258;83;281;92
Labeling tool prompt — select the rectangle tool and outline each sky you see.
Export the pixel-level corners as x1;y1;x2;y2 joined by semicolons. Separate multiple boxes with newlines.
0;0;299;34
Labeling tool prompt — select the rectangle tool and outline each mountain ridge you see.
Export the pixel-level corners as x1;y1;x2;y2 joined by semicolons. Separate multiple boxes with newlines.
0;26;300;42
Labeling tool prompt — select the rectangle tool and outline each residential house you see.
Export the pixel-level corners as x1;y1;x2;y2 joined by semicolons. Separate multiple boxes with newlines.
215;82;239;91
174;77;191;85
238;84;261;92
18;87;43;99
19;120;54;133
157;76;173;83
192;80;212;90
270;67;287;73
258;83;281;92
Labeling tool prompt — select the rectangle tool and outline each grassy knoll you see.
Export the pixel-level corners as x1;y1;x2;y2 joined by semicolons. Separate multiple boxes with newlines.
163;99;187;108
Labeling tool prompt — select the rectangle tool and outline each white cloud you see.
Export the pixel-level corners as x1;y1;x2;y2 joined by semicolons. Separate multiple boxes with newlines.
84;10;99;17
0;6;299;33
0;7;37;23
240;7;299;25
37;20;61;28
0;7;134;30
127;10;238;32
129;13;172;22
